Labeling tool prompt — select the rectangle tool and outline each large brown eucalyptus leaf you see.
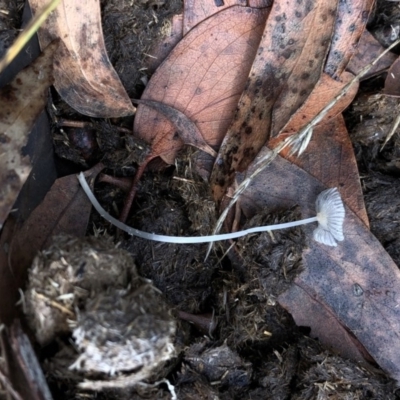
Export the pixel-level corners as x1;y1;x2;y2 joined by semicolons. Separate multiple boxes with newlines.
236;142;400;379
210;0;339;202
134;6;269;166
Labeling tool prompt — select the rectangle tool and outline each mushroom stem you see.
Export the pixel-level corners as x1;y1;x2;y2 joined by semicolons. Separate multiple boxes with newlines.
78;173;344;246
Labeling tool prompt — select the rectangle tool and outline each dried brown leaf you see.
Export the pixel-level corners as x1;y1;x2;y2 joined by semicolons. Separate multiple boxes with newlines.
235;140;400;382
134;6;269;165
271;72;358;139
135;99;217;158
347;30;397;79
29;0;135;117
324;0;374;78
384;55;400;97
276;116;369;227
0;41;57;229
210;0;339;201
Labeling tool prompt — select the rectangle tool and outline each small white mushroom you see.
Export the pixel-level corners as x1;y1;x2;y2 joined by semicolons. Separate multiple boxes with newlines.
313;188;345;246
78;173;345;247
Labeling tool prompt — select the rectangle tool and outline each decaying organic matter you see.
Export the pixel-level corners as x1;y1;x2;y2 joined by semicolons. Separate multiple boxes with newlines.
25;235;176;394
2;0;400;399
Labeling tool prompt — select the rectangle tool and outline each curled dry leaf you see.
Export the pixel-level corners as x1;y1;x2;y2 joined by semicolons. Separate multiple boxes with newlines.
134;5;269;165
0;41;57;229
210;0;339;202
28;0;135;118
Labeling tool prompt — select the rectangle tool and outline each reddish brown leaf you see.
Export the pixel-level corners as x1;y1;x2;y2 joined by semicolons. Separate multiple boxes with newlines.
210;0;339;201
234;142;400;382
134;6;269;165
270;72;359;139
324;0;374;78
135;99;217;158
148;1;273;74
278;284;374;363
0;41;57;229
348;29;397;79
29;0;135;118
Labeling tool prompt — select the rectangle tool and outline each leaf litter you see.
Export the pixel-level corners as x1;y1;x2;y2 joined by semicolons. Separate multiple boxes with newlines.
0;40;57;229
1;0;400;399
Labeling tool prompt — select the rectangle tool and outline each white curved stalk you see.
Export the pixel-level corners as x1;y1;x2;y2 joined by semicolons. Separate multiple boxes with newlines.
78;173;345;246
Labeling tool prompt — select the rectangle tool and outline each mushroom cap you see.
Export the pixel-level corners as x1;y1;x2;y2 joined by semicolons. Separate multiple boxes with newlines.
313;188;345;247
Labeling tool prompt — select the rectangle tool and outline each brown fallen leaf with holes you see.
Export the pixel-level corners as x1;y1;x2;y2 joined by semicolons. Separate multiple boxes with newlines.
210;0;339;202
28;0;135;118
0;41;57;229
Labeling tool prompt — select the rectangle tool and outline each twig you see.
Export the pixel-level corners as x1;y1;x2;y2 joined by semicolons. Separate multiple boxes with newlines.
204;37;400;260
0;0;61;73
33;291;75;318
0;368;24;400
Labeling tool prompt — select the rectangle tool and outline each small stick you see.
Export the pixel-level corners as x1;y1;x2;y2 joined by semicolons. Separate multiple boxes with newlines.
0;368;24;400
0;0;61;73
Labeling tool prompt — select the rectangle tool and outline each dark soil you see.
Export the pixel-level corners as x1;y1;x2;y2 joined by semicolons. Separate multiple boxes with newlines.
2;0;400;399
